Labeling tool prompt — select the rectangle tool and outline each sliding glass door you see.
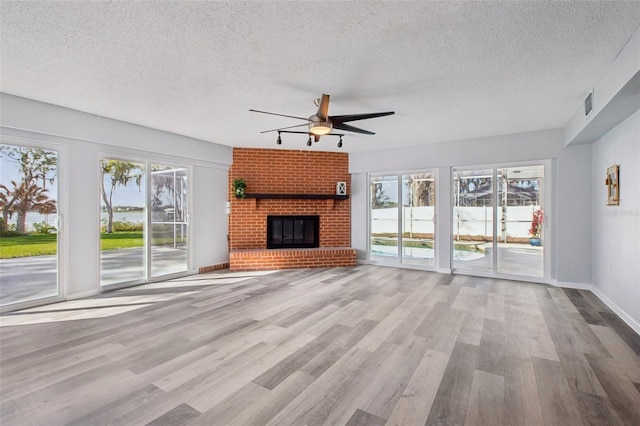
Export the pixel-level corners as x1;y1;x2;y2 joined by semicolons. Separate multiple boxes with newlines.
370;175;399;262
99;158;190;288
402;172;436;267
496;166;544;277
452;164;545;279
1;142;61;309
151;164;189;278
369;171;436;268
452;168;494;274
100;159;146;286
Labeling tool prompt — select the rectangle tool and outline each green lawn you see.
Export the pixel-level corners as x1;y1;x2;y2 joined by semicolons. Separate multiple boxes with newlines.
100;232;144;251
0;234;58;258
0;232;144;259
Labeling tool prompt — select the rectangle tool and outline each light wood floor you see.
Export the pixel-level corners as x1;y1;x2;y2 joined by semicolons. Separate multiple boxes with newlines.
1;266;640;425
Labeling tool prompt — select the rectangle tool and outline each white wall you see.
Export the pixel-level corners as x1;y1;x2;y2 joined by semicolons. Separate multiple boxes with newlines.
435;166;452;273
1;93;232;300
591;109;640;331
350;129;563;173
190;165;230;270
555;144;592;286
349;129;593;284
350;172;368;260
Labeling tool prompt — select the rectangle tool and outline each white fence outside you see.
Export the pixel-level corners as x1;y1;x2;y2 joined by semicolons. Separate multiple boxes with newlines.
371;207;435;236
371;206;541;239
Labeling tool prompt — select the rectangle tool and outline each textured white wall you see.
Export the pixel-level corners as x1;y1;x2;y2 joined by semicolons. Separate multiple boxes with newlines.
1;94;232;300
435;167;452;273
350;172;368;260
191;165;230;270
555;144;592;286
592;109;640;331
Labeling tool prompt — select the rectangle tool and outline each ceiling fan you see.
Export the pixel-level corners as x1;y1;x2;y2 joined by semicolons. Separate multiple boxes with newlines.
249;94;394;147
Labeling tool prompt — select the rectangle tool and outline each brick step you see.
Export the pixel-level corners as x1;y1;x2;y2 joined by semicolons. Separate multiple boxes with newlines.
229;247;357;271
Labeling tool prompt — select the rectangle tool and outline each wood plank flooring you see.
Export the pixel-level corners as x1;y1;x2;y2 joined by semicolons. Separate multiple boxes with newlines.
1;266;640;425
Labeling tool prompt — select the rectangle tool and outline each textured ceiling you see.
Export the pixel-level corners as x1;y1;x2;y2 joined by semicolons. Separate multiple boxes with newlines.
1;1;639;152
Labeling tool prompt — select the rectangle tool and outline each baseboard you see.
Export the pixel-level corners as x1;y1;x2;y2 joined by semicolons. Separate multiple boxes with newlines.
437;268;452;275
198;262;230;273
553;280;593;291
591;287;640;336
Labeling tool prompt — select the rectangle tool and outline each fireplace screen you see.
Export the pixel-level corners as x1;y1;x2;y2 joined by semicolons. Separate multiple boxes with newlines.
267;215;319;249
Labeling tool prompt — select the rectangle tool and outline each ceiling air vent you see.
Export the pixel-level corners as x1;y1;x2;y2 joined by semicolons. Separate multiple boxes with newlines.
584;91;593;116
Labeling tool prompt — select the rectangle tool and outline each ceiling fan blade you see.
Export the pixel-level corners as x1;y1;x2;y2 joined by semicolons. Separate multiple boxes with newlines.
260;123;310;133
249;109;309;121
332;122;375;135
330;111;395;124
316;94;330;120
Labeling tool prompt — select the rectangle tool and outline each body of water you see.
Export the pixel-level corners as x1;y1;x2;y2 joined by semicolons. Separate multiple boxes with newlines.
20;211;144;232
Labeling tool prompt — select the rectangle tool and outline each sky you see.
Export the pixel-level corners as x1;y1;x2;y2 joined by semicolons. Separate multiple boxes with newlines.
0;147;59;201
0;146;144;208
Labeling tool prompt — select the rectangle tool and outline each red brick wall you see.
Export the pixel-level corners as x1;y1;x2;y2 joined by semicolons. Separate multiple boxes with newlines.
228;148;353;270
229;148;350;249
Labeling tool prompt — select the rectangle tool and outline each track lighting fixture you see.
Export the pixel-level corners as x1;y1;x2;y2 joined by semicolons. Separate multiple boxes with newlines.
268;130;345;148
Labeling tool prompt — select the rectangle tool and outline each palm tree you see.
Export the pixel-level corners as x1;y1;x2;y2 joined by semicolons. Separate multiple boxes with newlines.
10;180;57;233
0;183;18;233
1;146;58;233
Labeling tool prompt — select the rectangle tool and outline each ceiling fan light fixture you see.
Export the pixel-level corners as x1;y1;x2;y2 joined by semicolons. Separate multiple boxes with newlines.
250;94;395;142
308;121;332;136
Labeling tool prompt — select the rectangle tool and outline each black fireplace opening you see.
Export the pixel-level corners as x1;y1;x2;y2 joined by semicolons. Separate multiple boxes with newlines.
267;215;320;249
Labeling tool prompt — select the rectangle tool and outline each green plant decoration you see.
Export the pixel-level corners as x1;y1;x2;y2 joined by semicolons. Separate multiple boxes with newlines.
232;178;246;199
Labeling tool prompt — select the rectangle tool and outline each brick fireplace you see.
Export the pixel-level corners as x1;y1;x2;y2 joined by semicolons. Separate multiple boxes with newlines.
228;148;356;271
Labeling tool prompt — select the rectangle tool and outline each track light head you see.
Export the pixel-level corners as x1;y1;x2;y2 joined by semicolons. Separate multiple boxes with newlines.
276;132;282;145
307;136;312;147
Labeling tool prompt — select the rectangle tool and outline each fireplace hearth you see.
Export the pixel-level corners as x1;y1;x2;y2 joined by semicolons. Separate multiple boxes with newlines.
267;215;319;249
